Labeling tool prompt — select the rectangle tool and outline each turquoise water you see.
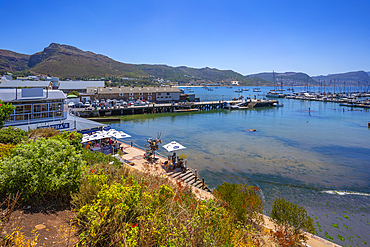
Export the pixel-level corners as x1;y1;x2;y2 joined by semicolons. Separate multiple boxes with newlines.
110;86;370;246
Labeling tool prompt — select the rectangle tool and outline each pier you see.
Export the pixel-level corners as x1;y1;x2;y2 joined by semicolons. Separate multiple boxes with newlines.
71;99;279;118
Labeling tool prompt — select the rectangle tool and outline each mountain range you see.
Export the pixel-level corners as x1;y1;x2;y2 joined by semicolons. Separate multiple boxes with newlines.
0;43;267;86
0;43;369;86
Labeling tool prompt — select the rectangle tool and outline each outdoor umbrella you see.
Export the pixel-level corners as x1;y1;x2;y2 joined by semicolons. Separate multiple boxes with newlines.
67;94;78;98
162;141;186;152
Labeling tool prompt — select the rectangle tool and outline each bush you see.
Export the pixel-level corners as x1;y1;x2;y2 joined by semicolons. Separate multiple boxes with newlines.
0;126;27;145
213;183;263;224
27;127;60;141
74;168;261;246
270;198;315;246
0;101;15;128
53;131;83;151
0;137;86;201
0;143;15;160
82;148;121;167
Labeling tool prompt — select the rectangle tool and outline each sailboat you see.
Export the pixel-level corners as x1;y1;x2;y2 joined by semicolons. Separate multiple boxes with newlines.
266;71;283;98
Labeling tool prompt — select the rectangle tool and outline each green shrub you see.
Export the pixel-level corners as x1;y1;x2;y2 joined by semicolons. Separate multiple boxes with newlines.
270;197;315;246
0;137;86;201
81;148;121;167
213;183;263;224
74;168;261;246
0;143;15;160
0;101;15;128
0;126;27;145
53;131;83;151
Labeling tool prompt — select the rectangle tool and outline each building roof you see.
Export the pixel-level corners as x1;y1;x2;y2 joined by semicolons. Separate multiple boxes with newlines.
0;89;66;102
86;86;181;94
59;81;105;90
0;80;51;88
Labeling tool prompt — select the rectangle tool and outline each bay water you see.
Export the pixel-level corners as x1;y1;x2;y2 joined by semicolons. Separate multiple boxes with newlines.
110;86;370;246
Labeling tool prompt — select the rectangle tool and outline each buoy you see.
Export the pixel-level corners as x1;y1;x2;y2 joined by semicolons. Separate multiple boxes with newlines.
250;129;257;132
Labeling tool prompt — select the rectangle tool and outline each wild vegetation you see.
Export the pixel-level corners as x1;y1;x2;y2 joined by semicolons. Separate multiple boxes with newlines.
0;126;315;246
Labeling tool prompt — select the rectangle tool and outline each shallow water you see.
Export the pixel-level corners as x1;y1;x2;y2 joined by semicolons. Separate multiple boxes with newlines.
110;86;370;246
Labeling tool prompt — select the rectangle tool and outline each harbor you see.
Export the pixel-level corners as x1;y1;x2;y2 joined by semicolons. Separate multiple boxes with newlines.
71;98;280;118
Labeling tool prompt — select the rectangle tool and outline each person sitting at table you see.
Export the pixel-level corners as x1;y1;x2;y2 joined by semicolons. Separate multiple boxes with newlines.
86;142;91;150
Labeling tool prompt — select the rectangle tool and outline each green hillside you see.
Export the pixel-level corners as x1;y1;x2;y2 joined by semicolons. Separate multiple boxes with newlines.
0;43;270;85
28;43;147;78
0;50;30;74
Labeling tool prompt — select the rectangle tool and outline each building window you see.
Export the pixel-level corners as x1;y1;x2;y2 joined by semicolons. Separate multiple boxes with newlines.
24;105;31;113
167;93;170;95
129;93;133;96
148;93;152;95
119;93;123;96
139;93;143;96
148;96;152;100
34;104;42;112
15;115;23;121
15;105;24;114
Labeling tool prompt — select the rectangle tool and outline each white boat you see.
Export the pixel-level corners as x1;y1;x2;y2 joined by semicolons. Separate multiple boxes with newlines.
253;88;261;92
266;91;283;98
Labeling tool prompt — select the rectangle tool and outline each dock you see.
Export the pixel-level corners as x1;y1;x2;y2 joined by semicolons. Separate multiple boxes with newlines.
72;99;279;118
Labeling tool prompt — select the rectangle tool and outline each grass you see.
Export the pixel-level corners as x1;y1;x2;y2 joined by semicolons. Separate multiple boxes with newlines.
325;231;334;241
331;223;339;228
337;235;345;241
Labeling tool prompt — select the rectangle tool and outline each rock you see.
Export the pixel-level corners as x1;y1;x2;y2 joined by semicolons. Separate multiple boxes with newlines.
35;224;46;230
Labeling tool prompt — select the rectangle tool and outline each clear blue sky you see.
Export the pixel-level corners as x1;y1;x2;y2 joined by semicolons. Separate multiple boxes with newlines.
2;0;370;76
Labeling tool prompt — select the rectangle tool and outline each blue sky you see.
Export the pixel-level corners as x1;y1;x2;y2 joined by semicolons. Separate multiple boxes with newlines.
2;0;370;76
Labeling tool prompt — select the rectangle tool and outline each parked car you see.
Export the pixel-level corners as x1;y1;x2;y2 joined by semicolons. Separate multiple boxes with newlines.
68;102;75;107
83;102;91;107
74;102;84;108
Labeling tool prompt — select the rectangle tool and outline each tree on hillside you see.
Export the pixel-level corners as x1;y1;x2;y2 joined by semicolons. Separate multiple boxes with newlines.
0;101;15;128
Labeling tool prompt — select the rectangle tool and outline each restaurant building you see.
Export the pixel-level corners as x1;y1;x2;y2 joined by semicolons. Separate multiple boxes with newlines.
1;88;104;133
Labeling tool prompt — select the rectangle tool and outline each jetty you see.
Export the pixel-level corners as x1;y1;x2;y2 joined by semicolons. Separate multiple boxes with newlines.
71;99;279;118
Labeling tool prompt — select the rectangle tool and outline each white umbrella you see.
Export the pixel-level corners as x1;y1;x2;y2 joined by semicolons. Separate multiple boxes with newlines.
110;131;131;139
162;141;186;152
82;133;101;143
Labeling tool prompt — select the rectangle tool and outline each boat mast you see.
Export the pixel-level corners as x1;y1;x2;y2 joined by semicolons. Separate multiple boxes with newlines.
273;71;276;91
